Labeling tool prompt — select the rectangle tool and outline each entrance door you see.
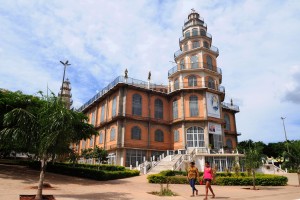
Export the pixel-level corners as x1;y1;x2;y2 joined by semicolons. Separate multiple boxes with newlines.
186;126;205;148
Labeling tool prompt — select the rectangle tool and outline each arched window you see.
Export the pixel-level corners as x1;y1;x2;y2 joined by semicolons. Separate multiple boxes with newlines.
180;59;185;70
174;130;179;142
91;111;96;125
226;139;233;148
192;28;198;36
132;94;142;116
203;41;209;48
155;130;164;142
89;136;94;147
185;30;190;38
200;29;206;36
110;128;116;141
99;132;103;144
112;96;117;117
208;77;215;89
206;55;213;70
186;127;204;147
131;126;141;140
173;99;178;119
174;78;179;90
191;55;198;69
189;96;199;117
192;41;200;49
82;140;86;149
155;99;163;119
184;43;188;51
224;114;231;131
100;104;105;123
188;75;197;87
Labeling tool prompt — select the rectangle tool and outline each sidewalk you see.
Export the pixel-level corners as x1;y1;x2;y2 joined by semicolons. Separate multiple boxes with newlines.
0;164;299;200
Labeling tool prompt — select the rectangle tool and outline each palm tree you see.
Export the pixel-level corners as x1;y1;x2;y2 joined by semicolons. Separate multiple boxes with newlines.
244;147;265;190
0;94;96;200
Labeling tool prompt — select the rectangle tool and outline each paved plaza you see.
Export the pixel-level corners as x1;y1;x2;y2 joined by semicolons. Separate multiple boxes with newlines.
0;164;299;200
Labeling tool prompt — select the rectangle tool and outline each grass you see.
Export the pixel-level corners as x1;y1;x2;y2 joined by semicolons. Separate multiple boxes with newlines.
149;183;178;196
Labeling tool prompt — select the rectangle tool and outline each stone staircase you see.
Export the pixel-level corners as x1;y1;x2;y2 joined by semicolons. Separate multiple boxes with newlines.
147;154;184;174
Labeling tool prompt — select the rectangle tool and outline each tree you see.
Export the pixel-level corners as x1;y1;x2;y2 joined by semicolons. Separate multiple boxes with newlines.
0;93;96;200
282;140;300;172
92;146;108;164
244;146;265;190
264;142;285;159
0;90;44;156
68;148;80;167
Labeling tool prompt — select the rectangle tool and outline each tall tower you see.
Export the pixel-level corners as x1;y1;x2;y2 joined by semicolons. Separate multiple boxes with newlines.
169;9;225;151
58;78;73;109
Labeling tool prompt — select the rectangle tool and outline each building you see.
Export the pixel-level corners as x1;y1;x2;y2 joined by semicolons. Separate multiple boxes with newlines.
76;10;241;171
58;78;73;109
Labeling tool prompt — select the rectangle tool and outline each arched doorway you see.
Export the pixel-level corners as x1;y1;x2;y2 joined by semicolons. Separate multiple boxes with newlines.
186;126;205;148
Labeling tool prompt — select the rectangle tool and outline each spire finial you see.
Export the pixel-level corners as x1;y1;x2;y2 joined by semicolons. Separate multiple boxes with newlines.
191;8;195;13
124;68;128;79
148;71;151;81
230;98;233;106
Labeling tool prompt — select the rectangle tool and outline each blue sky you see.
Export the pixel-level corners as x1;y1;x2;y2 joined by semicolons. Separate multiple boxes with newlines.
0;0;300;143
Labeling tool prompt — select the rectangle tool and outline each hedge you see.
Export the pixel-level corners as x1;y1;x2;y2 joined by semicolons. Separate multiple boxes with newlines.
53;162;126;171
24;161;139;181
147;171;288;186
216;176;287;186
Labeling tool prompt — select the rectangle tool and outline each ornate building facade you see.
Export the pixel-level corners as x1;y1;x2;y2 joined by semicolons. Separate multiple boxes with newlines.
76;10;241;171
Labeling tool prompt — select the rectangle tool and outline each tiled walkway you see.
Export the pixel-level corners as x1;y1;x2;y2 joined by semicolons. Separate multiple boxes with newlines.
0;164;299;200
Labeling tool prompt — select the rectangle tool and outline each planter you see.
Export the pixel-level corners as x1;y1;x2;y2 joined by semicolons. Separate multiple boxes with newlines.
20;195;55;200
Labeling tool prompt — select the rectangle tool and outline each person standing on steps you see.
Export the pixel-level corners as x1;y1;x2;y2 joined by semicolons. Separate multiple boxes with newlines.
187;161;200;197
203;161;215;200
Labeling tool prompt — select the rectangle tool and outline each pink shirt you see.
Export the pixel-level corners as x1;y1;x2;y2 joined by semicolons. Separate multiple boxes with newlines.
203;167;213;179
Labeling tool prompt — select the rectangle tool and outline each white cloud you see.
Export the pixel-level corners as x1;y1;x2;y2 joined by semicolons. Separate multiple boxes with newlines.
0;0;300;143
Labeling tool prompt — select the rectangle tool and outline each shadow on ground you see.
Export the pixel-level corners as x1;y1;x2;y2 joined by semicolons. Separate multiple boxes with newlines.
0;164;131;186
56;192;132;200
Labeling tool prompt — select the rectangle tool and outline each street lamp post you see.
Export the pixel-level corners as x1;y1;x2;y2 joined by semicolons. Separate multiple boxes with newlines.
59;60;71;97
281;117;289;153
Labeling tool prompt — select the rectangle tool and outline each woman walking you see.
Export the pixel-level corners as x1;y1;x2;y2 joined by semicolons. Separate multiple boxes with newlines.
203;161;215;199
187;161;200;197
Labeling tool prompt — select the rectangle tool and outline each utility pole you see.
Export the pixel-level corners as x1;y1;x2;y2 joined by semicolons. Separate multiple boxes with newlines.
281;117;289;153
59;60;71;97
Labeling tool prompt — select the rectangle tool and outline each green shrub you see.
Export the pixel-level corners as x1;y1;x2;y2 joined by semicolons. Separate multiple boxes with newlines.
56;162;126;171
216;175;288;186
148;172;287;186
25;161;139;181
148;175;191;184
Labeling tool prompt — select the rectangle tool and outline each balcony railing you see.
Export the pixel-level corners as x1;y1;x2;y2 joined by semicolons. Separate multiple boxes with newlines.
174;45;219;59
170;81;225;93
182;20;207;30
78;76;167;112
179;32;212;42
221;102;240;112
168;62;222;76
184;16;204;24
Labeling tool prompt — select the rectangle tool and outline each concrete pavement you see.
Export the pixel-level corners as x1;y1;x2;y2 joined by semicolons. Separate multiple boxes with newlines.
0;164;299;200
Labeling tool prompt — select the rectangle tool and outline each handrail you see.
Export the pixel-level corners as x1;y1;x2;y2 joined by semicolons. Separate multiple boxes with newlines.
179;32;212;42
174;45;219;59
77;76;168;112
171;81;225;94
221;102;239;112
172;155;183;170
183;21;207;30
168;62;222;76
184;16;204;24
189;148;196;161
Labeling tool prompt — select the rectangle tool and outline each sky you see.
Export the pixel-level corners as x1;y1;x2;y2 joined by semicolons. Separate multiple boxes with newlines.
0;0;300;143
